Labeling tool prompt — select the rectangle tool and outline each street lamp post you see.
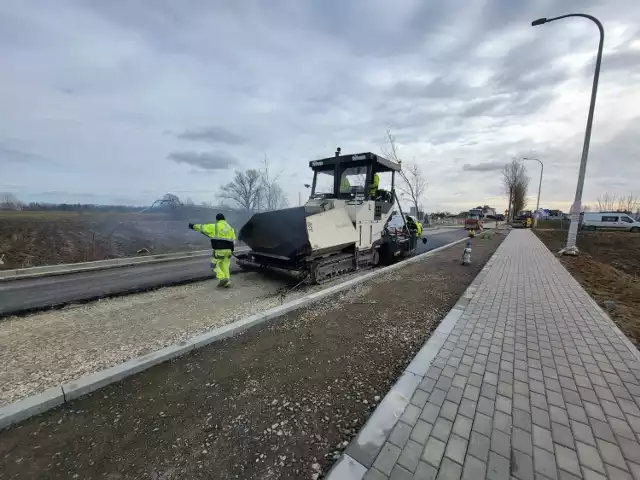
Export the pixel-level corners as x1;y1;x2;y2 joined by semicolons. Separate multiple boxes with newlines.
531;14;604;253
521;157;544;228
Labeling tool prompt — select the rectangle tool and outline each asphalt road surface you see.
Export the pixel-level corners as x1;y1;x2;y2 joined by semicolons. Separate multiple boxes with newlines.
0;229;467;317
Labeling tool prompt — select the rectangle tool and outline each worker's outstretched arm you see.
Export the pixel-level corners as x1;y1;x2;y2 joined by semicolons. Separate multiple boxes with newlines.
188;223;216;238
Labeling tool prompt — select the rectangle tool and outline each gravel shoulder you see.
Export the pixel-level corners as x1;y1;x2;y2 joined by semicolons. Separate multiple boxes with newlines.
0;233;503;480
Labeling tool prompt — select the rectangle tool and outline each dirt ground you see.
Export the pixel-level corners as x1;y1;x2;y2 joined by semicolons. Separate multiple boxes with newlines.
0;233;503;480
535;230;640;346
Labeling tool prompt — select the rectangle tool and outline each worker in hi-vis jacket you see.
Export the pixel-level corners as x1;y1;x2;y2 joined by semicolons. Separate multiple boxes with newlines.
189;214;236;287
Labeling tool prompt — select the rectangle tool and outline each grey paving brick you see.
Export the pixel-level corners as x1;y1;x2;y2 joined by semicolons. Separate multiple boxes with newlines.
576;441;605;474
551;422;575;449
452;414;473;440
596;438;628;471
570;419;595;446
411;420;433;445
494;410;513;434
437;457;463;480
427;366;443;380
421;403;441;424
601;399;625;419
390;421;414;448
432;417;454;443
511;449;534;480
397;439;423;473
619;436;640;464
481;382;498;401
590;417;616;443
532;406;551;429
562;388;582;407
473;411;493;437
364;468;388;480
458;398;476;419
512;426;533;456
498;381;514;399
445;434;468;465
604;464;634;480
373;442;403;476
547;390;566;409
582;467;607;480
513;408;532;433
414;461;438;480
487;451;510;480
549;405;569;426
529;379;545;395
478;396;496;417
462;454;487;480
533;424;553;452
491;427;511;458
390;464;414;480
626;415;640;436
422;437;446;469
446;387;464;405
452;374;467;390
533;446;558;480
420;377;437;393
440;401;459;422
564;403;587;424
429;389;447;407
411;389;430;408
468;431;491;462
530;392;548;411
401;404;422;426
555;444;581;477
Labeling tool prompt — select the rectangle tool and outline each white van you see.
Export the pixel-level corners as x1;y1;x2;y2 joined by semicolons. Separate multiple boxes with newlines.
582;212;640;232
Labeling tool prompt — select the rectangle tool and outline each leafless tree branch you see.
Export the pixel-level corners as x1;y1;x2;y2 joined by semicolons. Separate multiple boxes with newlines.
382;129;427;216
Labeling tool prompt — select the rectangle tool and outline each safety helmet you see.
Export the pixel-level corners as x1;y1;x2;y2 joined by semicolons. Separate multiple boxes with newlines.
216;213;225;221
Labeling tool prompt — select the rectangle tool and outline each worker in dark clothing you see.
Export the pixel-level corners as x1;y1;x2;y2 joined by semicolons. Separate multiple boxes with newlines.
189;214;236;287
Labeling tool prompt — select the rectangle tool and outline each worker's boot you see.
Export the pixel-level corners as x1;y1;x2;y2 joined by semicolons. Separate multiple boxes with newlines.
218;278;230;288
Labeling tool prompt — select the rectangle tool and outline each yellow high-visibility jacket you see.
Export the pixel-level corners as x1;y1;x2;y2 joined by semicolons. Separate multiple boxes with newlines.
416;221;423;236
193;220;236;252
369;173;379;196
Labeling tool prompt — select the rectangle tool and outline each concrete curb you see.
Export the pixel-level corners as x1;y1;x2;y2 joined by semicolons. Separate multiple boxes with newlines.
0;234;482;431
325;231;507;479
0;250;212;282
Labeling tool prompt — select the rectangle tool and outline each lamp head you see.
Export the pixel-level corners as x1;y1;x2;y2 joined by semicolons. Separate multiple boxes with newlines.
531;18;547;26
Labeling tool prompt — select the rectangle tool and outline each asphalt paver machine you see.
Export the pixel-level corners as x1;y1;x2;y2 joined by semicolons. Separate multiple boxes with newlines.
236;150;420;283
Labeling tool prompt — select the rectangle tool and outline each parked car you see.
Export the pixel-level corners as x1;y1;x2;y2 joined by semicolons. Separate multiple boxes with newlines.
581;212;640;232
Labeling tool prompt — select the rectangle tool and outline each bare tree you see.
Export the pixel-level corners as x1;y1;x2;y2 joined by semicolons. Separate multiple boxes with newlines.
596;192;617;212
617;194;639;214
502;159;529;221
219;169;263;212
259;155;289;211
383;130;427;215
0;192;23;211
512;177;530;215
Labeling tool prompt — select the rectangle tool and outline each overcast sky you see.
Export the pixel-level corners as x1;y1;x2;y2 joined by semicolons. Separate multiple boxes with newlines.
1;0;639;213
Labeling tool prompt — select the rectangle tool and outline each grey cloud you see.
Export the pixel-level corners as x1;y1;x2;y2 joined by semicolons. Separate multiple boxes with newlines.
176;127;247;145
167;151;238;170
0;144;51;164
462;162;506;172
388;77;469;100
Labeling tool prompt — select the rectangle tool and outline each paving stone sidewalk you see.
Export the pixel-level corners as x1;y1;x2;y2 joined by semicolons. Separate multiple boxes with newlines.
333;229;640;480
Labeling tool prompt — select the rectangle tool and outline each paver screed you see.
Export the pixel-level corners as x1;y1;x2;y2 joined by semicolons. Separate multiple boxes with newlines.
353;230;640;480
